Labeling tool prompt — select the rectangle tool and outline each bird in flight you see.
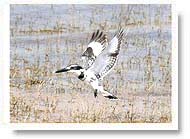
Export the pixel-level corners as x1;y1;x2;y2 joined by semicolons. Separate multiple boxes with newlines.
55;28;124;99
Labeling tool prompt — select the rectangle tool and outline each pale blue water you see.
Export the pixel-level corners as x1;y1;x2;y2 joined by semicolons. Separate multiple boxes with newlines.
10;4;172;94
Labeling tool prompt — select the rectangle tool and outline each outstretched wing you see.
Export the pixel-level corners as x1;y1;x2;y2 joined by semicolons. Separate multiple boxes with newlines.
88;29;124;79
82;30;108;69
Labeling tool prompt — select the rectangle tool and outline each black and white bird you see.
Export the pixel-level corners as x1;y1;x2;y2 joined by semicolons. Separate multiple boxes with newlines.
55;29;124;99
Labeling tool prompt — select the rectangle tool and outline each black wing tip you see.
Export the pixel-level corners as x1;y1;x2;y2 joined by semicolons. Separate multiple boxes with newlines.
105;95;118;99
117;28;124;38
90;30;108;46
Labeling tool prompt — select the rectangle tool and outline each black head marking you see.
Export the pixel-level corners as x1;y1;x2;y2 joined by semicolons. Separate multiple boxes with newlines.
82;47;94;57
71;65;83;70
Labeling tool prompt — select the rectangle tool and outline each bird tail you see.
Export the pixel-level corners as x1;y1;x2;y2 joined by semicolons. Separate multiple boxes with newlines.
91;81;118;99
101;90;118;99
96;86;118;99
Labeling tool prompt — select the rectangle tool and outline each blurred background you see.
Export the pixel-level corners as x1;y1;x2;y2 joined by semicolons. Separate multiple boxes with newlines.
10;4;172;123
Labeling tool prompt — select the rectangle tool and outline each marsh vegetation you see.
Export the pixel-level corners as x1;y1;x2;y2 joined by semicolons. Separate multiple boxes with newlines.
10;4;172;123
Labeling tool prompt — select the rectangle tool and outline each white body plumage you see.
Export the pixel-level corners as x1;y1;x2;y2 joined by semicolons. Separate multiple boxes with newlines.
55;29;125;99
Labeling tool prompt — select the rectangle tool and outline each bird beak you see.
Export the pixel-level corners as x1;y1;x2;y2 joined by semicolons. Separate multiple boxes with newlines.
55;68;69;73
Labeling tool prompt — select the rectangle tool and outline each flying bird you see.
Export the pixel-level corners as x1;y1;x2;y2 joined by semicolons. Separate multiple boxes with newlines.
55;29;124;99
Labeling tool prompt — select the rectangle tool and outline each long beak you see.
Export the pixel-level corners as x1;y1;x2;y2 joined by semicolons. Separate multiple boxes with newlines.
55;68;69;73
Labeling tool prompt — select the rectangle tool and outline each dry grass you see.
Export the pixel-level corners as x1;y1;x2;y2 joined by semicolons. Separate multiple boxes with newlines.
10;87;171;123
10;4;172;123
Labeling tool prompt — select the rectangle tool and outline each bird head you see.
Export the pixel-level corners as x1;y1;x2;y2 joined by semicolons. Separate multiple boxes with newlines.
55;64;83;75
82;47;94;58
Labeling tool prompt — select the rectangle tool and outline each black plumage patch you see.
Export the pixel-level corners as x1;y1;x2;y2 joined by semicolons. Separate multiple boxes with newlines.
104;95;118;99
78;72;85;81
94;89;98;98
95;74;101;79
109;52;119;57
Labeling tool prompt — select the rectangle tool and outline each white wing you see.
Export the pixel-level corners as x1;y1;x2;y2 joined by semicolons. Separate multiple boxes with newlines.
88;29;124;79
82;30;108;69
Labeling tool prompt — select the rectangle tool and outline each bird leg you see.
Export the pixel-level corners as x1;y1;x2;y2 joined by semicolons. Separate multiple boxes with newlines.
94;89;98;98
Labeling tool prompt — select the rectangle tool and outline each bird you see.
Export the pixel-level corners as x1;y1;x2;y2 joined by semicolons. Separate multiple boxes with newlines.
55;28;124;99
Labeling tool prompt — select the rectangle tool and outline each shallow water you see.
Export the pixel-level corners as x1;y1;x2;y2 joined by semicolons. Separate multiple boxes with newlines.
10;4;172;97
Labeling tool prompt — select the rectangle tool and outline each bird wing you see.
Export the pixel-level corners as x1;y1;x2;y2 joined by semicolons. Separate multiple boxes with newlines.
82;30;108;69
88;29;124;79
